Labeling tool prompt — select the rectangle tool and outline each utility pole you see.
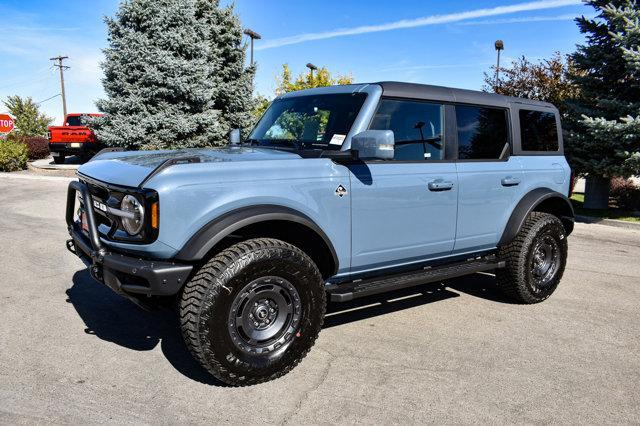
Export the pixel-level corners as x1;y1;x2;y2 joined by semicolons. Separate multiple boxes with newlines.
494;40;504;91
50;56;70;119
243;29;262;66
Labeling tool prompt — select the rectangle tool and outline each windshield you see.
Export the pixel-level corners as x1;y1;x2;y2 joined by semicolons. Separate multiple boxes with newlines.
249;93;367;150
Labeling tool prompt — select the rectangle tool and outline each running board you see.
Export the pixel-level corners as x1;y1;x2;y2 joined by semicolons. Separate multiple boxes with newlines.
328;257;505;302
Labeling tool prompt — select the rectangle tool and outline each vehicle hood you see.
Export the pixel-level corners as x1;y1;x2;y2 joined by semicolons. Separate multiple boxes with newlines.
78;147;301;188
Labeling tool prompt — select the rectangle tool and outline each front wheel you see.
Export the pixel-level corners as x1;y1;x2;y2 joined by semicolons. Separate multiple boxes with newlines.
180;238;326;386
497;212;568;304
52;155;65;164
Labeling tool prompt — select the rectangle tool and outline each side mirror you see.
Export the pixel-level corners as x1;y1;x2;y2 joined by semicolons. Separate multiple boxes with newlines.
229;128;241;146
350;130;394;160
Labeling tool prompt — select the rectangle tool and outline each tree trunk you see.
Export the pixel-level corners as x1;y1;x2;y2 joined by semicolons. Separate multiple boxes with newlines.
584;175;610;210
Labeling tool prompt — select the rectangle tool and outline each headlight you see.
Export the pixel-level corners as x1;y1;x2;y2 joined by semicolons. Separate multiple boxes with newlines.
120;195;145;235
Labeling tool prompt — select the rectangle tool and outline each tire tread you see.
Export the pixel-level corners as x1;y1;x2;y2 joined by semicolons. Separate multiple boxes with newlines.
179;238;325;386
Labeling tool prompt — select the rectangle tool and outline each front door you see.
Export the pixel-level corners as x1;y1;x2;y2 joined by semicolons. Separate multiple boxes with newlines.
348;99;458;275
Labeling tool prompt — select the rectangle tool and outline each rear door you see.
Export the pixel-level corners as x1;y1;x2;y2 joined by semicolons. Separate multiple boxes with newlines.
514;106;570;196
453;104;526;253
349;99;458;275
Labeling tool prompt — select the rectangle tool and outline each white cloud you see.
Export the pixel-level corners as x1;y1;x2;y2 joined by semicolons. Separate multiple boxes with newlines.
457;13;583;25
256;0;582;50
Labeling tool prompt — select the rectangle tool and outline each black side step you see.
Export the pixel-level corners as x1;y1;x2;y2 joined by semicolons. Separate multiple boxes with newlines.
328;257;505;302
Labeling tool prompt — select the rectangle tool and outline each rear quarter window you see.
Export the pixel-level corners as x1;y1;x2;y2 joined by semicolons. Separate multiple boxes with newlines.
519;110;559;152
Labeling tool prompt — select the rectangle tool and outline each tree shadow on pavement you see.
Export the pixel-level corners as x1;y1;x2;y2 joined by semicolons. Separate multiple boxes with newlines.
66;270;511;385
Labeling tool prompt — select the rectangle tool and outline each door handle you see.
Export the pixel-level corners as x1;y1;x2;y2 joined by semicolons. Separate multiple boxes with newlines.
428;179;454;191
501;176;521;187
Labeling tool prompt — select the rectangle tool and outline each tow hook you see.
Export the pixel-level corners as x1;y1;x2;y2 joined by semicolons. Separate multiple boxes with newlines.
90;263;103;281
66;239;77;255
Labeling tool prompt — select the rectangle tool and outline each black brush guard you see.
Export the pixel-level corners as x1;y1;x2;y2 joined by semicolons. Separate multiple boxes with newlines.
65;180;193;297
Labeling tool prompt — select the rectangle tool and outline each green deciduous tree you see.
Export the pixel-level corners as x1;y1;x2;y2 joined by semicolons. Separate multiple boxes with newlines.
251;64;353;123
91;0;254;150
2;95;52;137
567;0;640;209
274;64;353;95
483;52;580;119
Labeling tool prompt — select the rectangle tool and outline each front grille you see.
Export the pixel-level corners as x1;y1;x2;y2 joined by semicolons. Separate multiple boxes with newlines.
77;174;159;245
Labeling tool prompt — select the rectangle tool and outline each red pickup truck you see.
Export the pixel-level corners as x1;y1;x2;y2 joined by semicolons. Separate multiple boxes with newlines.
48;113;102;164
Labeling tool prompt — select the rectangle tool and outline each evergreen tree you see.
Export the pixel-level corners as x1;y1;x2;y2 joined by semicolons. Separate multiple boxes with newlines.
197;0;255;139
567;0;640;209
91;0;254;150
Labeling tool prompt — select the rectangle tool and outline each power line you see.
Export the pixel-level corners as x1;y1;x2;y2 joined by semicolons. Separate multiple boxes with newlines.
50;56;69;118
36;93;61;105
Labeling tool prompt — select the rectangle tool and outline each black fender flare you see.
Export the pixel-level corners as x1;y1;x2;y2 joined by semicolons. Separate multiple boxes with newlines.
174;205;339;274
498;188;575;246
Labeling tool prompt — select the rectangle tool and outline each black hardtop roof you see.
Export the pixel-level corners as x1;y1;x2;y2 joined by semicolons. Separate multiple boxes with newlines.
375;81;556;110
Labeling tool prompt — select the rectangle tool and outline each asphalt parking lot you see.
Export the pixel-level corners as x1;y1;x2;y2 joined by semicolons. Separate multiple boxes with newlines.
1;174;639;424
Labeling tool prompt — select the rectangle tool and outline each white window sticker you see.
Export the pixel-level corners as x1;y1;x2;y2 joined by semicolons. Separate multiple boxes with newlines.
329;134;346;146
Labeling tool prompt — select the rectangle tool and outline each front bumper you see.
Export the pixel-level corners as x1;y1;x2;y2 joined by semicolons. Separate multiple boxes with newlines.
65;180;192;297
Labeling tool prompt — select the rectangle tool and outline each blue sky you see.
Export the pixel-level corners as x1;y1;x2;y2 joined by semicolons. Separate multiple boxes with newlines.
0;0;592;124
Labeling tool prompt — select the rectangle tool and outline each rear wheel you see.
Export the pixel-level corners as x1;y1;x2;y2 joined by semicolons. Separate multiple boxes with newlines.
52;155;65;164
497;212;568;303
180;238;326;386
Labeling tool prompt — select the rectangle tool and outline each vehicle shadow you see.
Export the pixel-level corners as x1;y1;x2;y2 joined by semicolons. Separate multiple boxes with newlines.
324;272;513;328
66;270;224;386
444;272;515;304
66;269;510;386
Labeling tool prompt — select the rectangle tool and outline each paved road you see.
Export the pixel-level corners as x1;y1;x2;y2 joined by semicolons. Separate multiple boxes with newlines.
1;175;639;424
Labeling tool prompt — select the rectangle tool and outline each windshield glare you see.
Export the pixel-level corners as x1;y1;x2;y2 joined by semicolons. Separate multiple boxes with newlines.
249;93;367;150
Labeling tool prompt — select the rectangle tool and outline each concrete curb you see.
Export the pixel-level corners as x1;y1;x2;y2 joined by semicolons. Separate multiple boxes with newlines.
575;214;640;230
0;172;75;182
29;156;81;171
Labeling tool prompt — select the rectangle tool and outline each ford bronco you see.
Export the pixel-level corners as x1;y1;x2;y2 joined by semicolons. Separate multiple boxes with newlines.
65;82;574;386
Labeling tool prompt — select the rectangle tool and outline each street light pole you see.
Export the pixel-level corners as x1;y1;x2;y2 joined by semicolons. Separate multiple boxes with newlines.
243;29;262;66
306;63;317;83
494;40;504;91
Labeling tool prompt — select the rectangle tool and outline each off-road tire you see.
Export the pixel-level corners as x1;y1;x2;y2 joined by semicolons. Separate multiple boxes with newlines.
53;155;65;164
497;212;568;304
179;238;326;386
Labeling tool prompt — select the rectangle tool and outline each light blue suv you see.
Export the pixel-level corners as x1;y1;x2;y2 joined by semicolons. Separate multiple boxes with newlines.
66;82;574;385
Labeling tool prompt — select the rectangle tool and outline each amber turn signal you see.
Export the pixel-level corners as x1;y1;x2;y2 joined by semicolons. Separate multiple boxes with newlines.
151;202;159;229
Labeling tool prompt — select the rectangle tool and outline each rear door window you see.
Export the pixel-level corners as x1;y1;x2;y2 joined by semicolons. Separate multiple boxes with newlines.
519;110;559;151
455;105;509;160
370;99;444;161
